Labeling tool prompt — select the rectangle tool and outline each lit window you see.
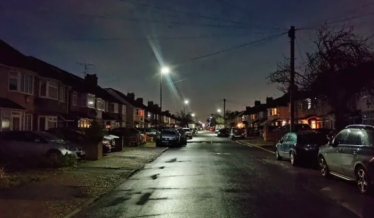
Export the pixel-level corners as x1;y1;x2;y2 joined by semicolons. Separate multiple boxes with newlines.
271;108;277;115
87;94;95;108
306;98;312;109
311;120;316;129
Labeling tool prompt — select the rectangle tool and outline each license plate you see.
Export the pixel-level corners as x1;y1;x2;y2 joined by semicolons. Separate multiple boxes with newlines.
162;141;168;144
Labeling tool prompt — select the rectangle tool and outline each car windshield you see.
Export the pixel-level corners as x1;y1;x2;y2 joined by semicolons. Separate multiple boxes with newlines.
38;132;65;143
297;132;328;145
162;130;176;134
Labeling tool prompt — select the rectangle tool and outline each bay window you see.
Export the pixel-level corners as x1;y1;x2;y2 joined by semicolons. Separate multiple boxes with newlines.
39;80;58;99
122;105;126;115
109;103;118;113
59;86;66;102
96;98;105;111
87;94;95;108
8;72;34;94
72;92;77;106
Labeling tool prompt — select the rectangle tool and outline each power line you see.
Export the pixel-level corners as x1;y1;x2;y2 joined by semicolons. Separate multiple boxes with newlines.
176;32;287;65
40;32;272;42
117;0;286;31
0;7;273;30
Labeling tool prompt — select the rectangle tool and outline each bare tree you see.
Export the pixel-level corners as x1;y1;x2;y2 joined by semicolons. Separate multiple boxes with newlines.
176;110;193;127
267;24;374;130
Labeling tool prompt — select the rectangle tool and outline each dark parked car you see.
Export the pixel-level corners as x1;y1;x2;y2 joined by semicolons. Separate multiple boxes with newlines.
229;128;245;139
217;128;229;137
276;130;328;165
156;129;181;147
176;129;188;145
110;128;142;146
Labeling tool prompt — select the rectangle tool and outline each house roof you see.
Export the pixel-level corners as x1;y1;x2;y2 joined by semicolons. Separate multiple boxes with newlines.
0;97;25;110
0;40;29;69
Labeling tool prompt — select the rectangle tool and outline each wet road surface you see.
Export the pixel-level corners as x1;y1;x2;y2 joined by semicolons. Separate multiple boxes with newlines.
74;131;374;218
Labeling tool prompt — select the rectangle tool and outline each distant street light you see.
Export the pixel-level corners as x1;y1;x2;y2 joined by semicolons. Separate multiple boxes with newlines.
184;99;189;113
191;113;195;117
184;100;189;104
217;109;221;113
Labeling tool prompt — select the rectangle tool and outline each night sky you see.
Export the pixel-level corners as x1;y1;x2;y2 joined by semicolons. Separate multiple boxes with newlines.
1;0;372;120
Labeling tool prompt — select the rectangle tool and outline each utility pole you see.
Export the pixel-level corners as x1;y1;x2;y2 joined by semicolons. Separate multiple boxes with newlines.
223;98;226;127
159;74;163;129
288;26;296;132
77;62;94;77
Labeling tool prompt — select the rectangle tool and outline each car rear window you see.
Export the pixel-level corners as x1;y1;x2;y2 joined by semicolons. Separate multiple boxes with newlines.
297;132;328;145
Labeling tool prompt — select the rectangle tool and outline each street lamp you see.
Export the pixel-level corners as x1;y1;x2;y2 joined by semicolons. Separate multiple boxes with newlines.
160;66;170;128
217;109;221;113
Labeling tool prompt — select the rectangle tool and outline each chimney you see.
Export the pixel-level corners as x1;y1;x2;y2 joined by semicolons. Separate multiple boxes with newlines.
266;97;273;105
246;106;251;111
84;74;98;87
127;92;135;101
254;100;261;107
148;101;154;107
136;98;143;105
165;110;169;114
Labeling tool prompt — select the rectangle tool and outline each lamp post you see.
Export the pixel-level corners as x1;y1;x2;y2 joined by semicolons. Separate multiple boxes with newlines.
160;67;170;128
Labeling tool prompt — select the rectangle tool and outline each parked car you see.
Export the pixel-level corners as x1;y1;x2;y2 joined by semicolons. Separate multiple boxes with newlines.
318;124;374;194
156;129;181;147
110;128;141;146
182;128;193;139
229;128;245;139
176;129;188;145
47;127;111;153
217;128;229;137
276;130;328;165
0;131;81;158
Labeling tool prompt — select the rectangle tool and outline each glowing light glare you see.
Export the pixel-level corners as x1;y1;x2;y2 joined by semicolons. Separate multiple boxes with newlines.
88;101;94;105
184;100;189;104
191;113;195;117
161;67;170;74
217;109;221;113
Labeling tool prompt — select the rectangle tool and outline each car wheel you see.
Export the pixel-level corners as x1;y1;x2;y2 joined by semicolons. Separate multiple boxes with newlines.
290;152;297;166
356;166;371;194
276;149;282;160
318;156;329;178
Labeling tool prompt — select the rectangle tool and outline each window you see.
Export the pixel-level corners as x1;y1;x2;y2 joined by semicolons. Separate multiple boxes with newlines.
345;130;362;145
40;81;58;99
271;108;277;115
38;116;57;131
59;86;65;102
87;94;95;108
48;82;58;99
96;99;105;111
310;120;316;129
306;98;312;109
122;105;126;115
333;130;348;145
47;117;57;129
72;92;77;106
11;112;22;131
9;72;34;94
23;114;33;131
109;103;118;113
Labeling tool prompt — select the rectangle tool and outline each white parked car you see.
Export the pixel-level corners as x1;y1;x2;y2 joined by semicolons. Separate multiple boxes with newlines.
0;131;79;158
182;128;193;139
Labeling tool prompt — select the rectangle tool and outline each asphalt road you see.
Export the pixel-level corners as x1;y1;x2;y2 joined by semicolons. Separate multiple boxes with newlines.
73;131;374;218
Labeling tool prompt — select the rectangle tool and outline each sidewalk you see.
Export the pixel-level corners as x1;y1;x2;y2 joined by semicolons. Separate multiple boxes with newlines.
238;137;276;153
0;147;167;218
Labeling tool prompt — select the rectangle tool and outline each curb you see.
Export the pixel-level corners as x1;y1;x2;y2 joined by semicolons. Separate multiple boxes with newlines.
237;141;275;154
63;147;168;218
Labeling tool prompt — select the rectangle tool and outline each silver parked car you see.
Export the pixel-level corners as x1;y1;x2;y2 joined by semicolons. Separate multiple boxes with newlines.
318;124;374;194
0;131;80;158
182;128;193;139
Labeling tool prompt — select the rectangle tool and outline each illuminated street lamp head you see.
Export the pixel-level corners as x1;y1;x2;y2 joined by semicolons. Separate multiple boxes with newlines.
191;113;195;117
184;100;189;104
217;109;221;113
161;67;170;74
